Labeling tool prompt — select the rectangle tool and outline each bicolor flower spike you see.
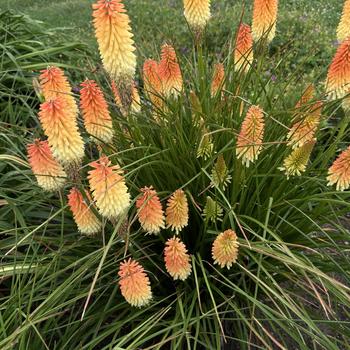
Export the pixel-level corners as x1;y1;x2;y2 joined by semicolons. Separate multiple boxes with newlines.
234;23;254;73
164;236;192;281
88;156;130;219
92;0;136;83
183;0;211;33
212;229;239;269
326;38;350;100
287;101;322;149
211;63;225;97
158;44;183;97
39;66;77;113
210;154;231;189
236;105;265;167
27;139;66;191
80;79;114;144
337;0;350;43
327;146;350;191
136;186;165;234
280;141;315;178
111;80;141;114
252;0;278;43
67;187;101;235
118;258;152;307
166;189;189;234
38;97;84;165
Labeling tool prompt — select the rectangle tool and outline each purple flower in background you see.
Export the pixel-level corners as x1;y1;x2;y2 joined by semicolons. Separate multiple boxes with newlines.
271;75;277;82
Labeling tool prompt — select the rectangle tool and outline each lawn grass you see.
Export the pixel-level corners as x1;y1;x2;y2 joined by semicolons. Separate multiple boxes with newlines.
2;0;344;79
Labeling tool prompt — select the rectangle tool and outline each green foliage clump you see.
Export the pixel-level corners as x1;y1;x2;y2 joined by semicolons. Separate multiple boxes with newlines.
0;10;84;127
1;2;350;350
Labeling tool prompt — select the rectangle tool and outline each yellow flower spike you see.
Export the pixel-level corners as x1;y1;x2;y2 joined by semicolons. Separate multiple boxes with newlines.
189;90;204;128
111;81;141;115
252;0;278;43
164;236;192;281
211;63;225;97
327;146;350;191
88;155;130;219
189;90;202;115
67;187;101;236
32;77;43;102
203;196;223;223
210;154;231;189
234;23;254;73
92;0;136;84
287;101;323;149
279;141;315;179
183;0;211;34
212;229;239;269
80;79;114;144
158;44;183;97
118;258;152;307
136;186;165;235
38;97;85;165
27;139;66;191
197;128;214;160
236;105;265;167
337;0;350;43
326;38;350;100
39;66;78;114
166;189;189;234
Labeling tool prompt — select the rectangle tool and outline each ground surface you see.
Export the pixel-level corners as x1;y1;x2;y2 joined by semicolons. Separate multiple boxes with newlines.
1;0;343;79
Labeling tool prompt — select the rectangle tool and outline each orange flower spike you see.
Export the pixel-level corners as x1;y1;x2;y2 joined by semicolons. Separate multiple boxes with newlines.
327;146;350;191
118;258;152;307
212;229;239;269
165;189;189;234
111;81;141;114
39;66;77;113
92;0;136;83
38;97;84;165
136;186;165;234
164;236;192;281
211;63;225;97
236;105;265;167
337;0;350;42
251;0;278;43
80;79;114;144
27;139;66;191
183;0;211;33
287;101;322;149
67;187;101;235
234;23;254;73
88;155;130;219
143;60;161;92
326;38;350;100
158;44;183;97
143;59;163;107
